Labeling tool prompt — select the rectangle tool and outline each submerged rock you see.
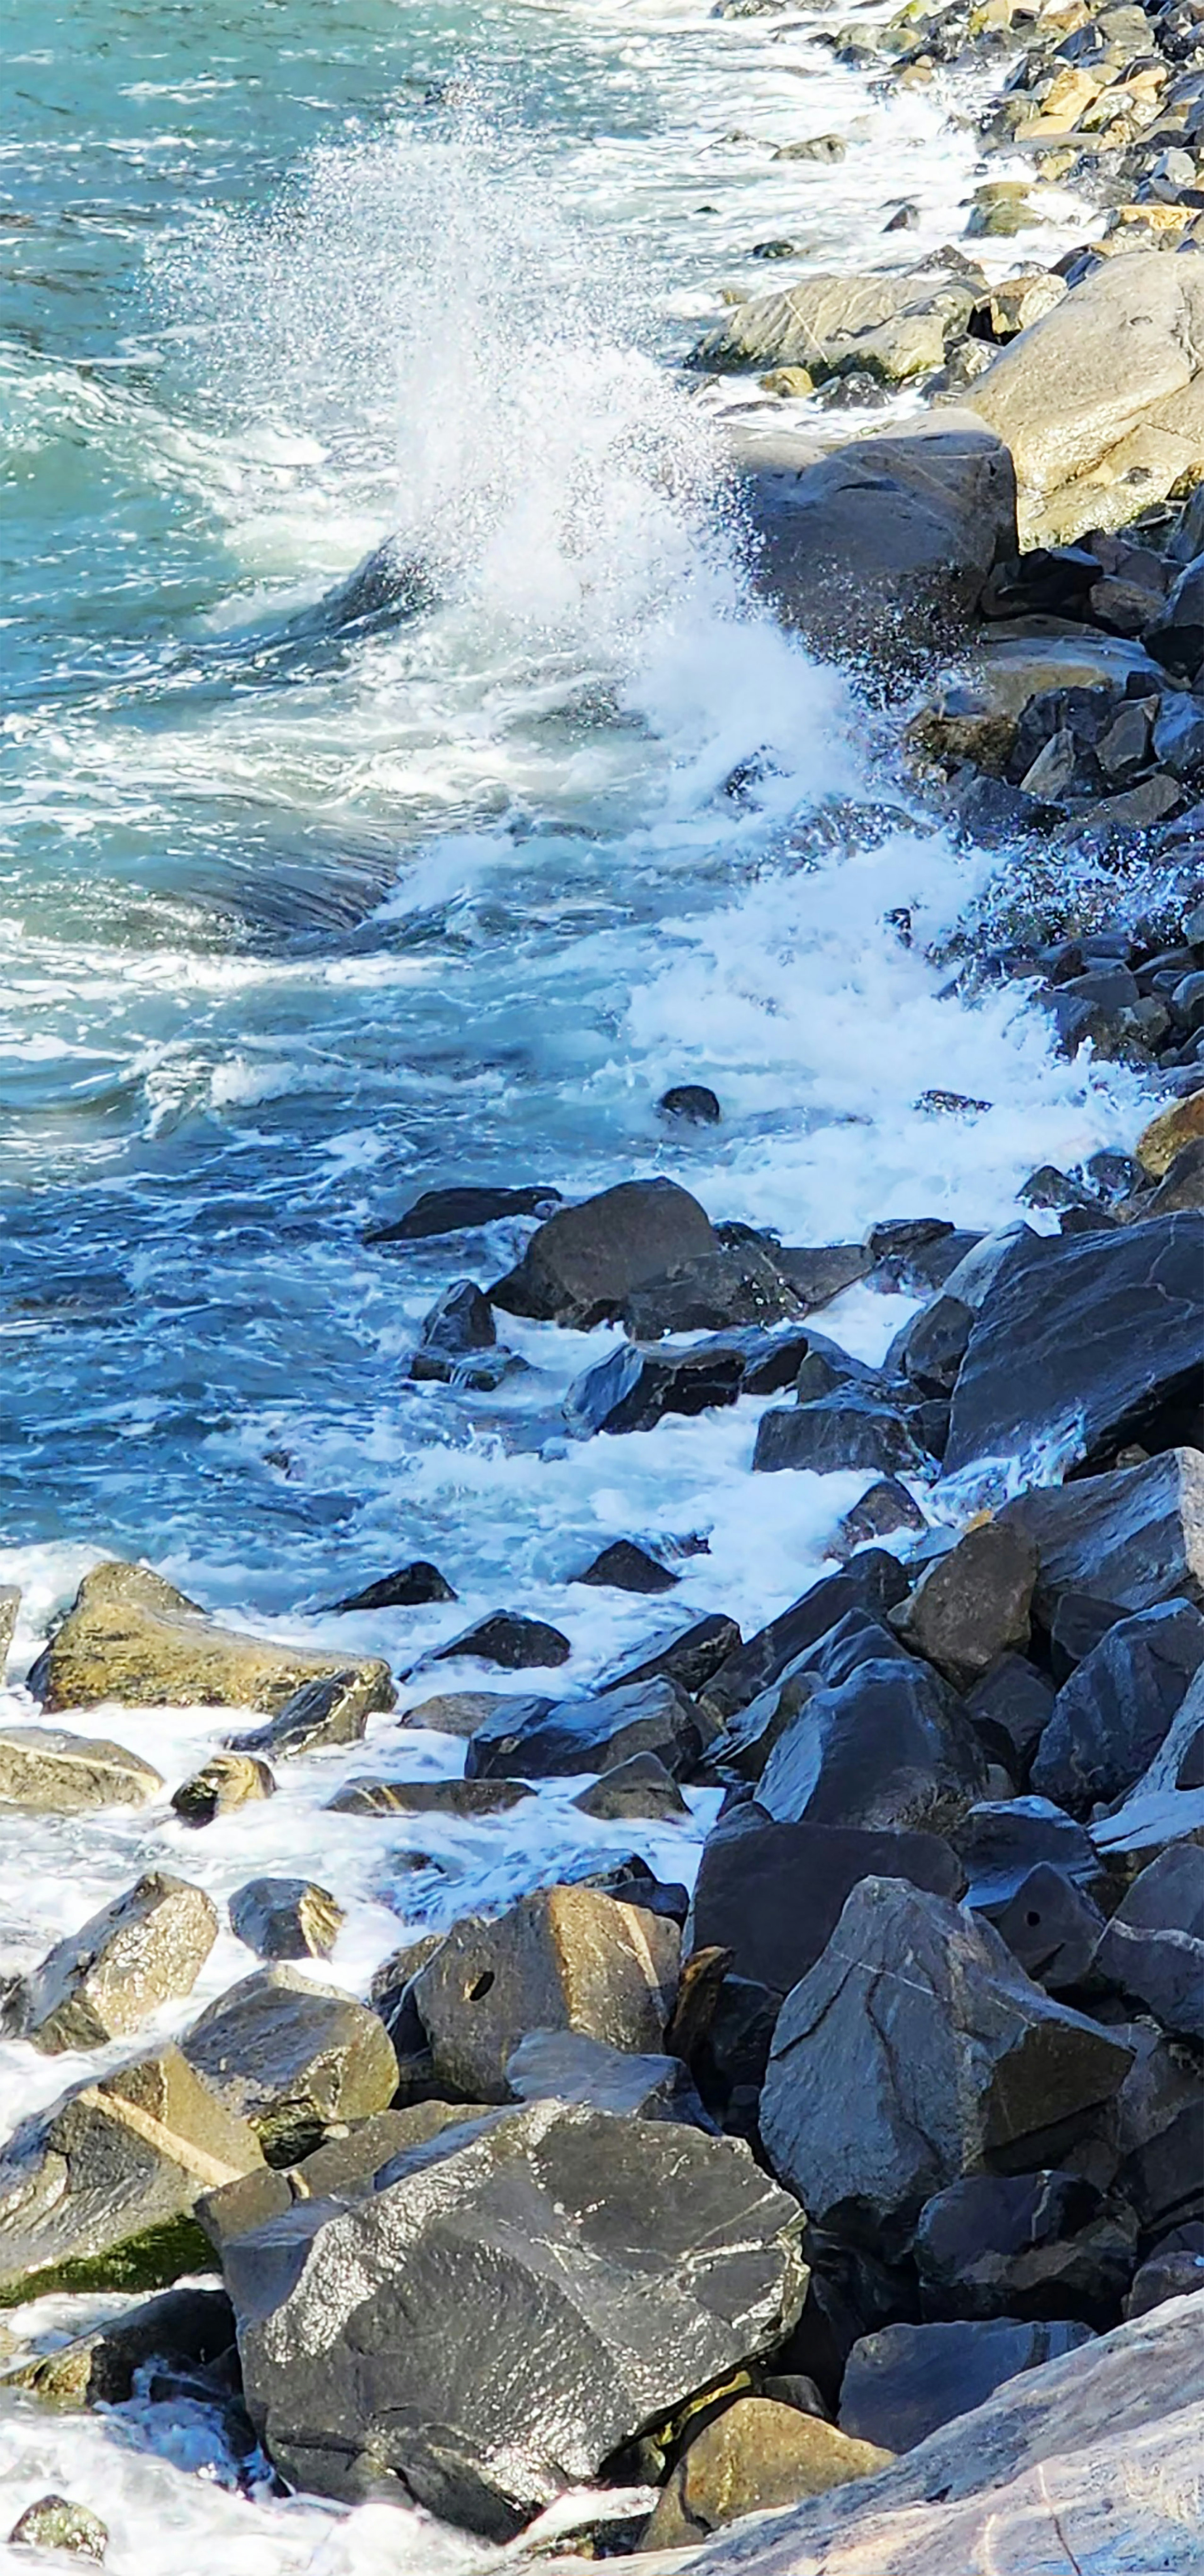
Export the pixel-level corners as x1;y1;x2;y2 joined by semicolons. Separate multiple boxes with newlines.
0;1727;163;1813
29;1560;394;1718
8;2497;107;2560
408;1883;680;2100
171;1752;274;1827
578;1539;679;1593
760;1879;1134;2245
5;1872;217;2054
427;1610;571;1670
368;1184;561;1243
223;2097;807;2534
326;1560;457;1613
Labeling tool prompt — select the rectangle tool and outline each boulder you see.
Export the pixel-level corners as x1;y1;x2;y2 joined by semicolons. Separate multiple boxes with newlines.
644;2399;892;2548
28;1560;395;1717
223;2098;807;2533
400;1689;520;1737
504;2028;707;2123
599;1613;742;1703
1092;1916;1204;2044
197;2102;495;2257
1030;1600;1204;1812
490;1180;718;1327
987;1863;1105;1992
1000;1447;1204;1621
967;253;1204;544
839;2317;1095;2454
0;2045;263;2305
409;1884;679;2101
756;1659;989;1839
1114;1843;1204;1942
1136;1086;1204;1180
913;2172;1138;2327
8;2498;107;2561
4;1872;217;2054
0;1586;18;1673
760;1879;1134;2245
2;2281;235;2408
465;1674;709;1781
754;1394;922;1476
367;1184;561;1243
728;412;1017;659
0;1726;163;1813
942;1217;1204;1483
427;1610;571;1670
688;1815;965;1993
564;1339;744;1439
619;1246;802;1339
661;2296;1204;2576
702;1556;910;1724
701;270;977;384
179;1966;398;2164
891;1523;1038;1690
833;1478;927;1557
326;1561;456;1613
228;1878;344;1962
1126;2226;1204;2319
1115;2035;1204;2236
775;1245;873;1308
572;1752;691;1820
326;1772;530;1816
965;1653;1056;1773
658;1082;721;1124
954;1797;1102;1909
579;1539;678;1593
418;1279;496;1355
228;1665;391;1759
170;1752;274;1827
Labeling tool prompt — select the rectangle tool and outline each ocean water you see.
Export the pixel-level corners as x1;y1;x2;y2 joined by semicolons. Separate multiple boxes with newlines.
0;0;1166;2564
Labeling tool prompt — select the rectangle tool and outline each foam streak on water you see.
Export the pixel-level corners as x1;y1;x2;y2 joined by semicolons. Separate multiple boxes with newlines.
0;0;1162;2562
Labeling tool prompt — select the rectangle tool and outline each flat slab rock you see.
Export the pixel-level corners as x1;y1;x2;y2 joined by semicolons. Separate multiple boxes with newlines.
999;1447;1204;1621
942;1215;1203;1484
625;2295;1204;2575
28;1560;395;1718
223;2097;807;2536
0;1726;163;1813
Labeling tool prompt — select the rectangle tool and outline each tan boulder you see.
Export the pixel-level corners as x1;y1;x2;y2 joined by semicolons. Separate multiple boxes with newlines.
29;1559;395;1717
645;2399;893;2548
1136;1086;1204;1179
6;1872;218;2054
0;1727;163;1813
697;270;976;384
410;1882;680;2101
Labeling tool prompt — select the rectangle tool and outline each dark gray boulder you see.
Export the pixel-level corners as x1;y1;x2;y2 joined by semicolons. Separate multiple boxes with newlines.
427;1611;571;1671
913;2171;1138;2327
490;1179;718;1327
987;1863;1106;1990
754;1393;922;1476
327;1562;456;1613
839;2316;1094;2453
999;1447;1204;1619
952;1797;1102;1908
688;1814;965;1993
465;1674;709;1781
419;1280;497;1355
1092;1916;1204;2043
180;1967;398;2165
229;1665;390;1761
892;1523;1038;1691
1114;2034;1204;2235
966;1653;1056;1772
4;2280;236;2407
774;1244;873;1308
572;1752;690;1820
756;1658;989;1838
564;1339;744;1437
224;2100;807;2533
368;1185;561;1244
597;1612;741;1702
578;1540;678;1594
833;1478;927;1557
504;2029;709;2123
619;1245;803;1338
1030;1601;1204;1813
1114;1843;1204;1941
1049;1591;1129;1684
701;1555;910;1723
760;1879;1134;2245
228;1880;345;1961
942;1217;1204;1482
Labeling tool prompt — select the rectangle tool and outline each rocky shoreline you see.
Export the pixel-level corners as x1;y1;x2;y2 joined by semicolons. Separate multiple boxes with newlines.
2;1;1204;2569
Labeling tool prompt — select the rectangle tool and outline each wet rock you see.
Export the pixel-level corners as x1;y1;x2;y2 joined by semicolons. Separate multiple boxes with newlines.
1001;1447;1204;1622
760;1879;1134;2246
171;1752;274;1827
504;2029;707;2123
465;1674;708;1781
914;2171;1138;2327
228;1664;394;1760
224;2097;807;2534
702;1554;910;1722
577;1855;691;1927
704;270;977;384
1136;1085;1204;1180
1148;555;1204;680
564;1338;744;1437
572;1752;691;1820
228;1878;345;1962
658;1083;721;1124
0;1587;18;1674
730;413;1017;660
8;2498;107;2560
578;1539;678;1593
0;1727;163;1814
774;1245;873;1308
688;1814;965;1993
419;1279;497;1355
755;1392;922;1476
621;1245;803;1338
196;2100;496;2255
400;1689;519;1737
891;1522;1037;1689
644;2399;891;2547
490;1179;718;1327
3;2281;235;2408
1031;1601;1204;1813
1146;1139;1204;1216
0;2045;263;2305
28;1560;395;1719
428;1610;571;1670
4;1873;217;2054
942;1217;1204;1483
326;1773;530;1816
367;1184;562;1243
888;1292;974;1397
833;1477;927;1557
967;252;1204;545
966;1653;1056;1773
599;1612;741;1703
756;1658;989;1838
327;1561;456;1613
180;1966;398;2165
840;2317;1094;2454
409;1884;679;2101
